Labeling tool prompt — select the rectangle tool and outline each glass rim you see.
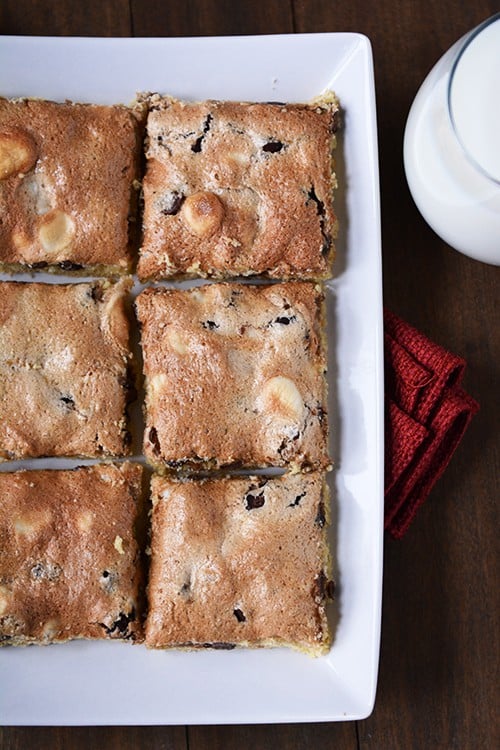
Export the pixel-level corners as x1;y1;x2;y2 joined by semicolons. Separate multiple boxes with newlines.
447;12;500;187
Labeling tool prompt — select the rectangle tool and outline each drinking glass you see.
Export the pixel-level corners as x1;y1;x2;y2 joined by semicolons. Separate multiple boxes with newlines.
404;14;500;265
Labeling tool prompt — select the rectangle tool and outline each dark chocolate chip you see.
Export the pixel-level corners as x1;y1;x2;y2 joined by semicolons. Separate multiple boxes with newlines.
161;191;185;215
288;491;306;508
101;608;136;637
202;320;219;330
102;570;110;578
321;235;332;257
58;261;83;271
307;186;325;216
315;570;327;599
233;608;246;623
245;492;265;510
149;426;161;455
29;261;48;269
307;185;331;256
89;284;104;302
263;140;284;153
277;437;288;456
192;113;213;152
314;572;336;602
60;395;75;409
331;110;340;134
315;501;326;527
274;315;296;325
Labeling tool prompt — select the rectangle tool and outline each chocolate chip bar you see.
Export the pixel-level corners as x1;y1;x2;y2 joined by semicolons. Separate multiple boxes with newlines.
138;94;338;280
145;472;333;655
136;281;330;472
0;463;144;646
0;97;142;274
0;279;134;460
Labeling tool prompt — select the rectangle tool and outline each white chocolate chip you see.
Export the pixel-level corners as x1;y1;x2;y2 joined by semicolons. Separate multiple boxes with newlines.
14;511;50;537
181;191;224;237
38;209;75;254
166;329;188;355
77;511;93;532
0;130;37;179
259;376;304;421
150;373;169;396
114;535;125;554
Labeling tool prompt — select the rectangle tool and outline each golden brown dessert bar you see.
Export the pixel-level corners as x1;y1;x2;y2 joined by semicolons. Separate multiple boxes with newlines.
145;472;333;655
0;279;134;460
138;94;338;280
0;463;144;646
136;281;330;472
0;97;142;274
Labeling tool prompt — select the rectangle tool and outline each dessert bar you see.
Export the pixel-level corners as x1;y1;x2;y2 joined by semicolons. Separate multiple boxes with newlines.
136;281;330;472
0;463;144;645
145;472;333;655
138;94;338;280
0;97;142;274
0;279;133;460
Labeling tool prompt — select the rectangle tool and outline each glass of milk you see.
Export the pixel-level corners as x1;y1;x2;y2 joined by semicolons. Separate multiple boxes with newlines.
404;13;500;265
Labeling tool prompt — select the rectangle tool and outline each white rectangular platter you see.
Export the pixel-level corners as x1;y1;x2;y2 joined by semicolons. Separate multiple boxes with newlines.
0;32;383;725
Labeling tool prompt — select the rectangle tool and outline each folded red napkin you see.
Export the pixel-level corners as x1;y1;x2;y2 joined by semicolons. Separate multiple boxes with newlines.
384;310;479;539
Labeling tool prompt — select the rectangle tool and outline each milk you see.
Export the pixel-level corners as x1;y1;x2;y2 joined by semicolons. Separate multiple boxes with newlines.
404;15;500;265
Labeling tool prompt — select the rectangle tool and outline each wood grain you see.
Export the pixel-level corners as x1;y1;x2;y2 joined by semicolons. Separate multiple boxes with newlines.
130;0;293;36
0;0;131;36
1;1;499;749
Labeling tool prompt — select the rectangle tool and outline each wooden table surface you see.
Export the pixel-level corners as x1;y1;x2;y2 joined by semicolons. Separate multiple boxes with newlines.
1;1;499;748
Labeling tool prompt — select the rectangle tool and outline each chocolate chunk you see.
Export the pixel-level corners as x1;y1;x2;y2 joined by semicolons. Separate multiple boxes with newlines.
149;426;161;455
161;191;185;215
315;570;327;599
101;608;136;637
202;320;219;330
58;260;83;271
314;571;335;601
331;109;340;134
326;579;335;599
233;608;246;623
288;491;306;508
275;315;296;325
89;283;104;302
60;395;75;409
245;491;265;510
192;113;213;152
315;501;326;527
263;140;284;153
307;186;325;216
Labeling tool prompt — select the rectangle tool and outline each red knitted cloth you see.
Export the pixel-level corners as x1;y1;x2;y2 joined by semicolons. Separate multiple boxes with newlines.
384;310;479;539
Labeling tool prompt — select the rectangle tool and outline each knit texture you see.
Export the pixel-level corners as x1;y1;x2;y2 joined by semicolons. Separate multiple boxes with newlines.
384;310;479;539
